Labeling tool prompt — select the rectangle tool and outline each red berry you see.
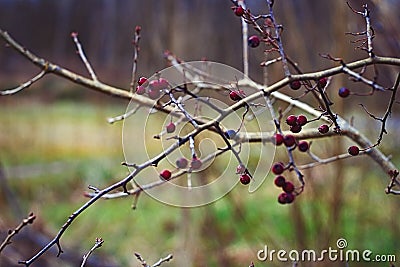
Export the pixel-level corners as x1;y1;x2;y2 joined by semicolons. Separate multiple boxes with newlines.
278;192;295;204
290;80;301;90
317;77;328;88
297;115;307;126
240;174;251;185
138;77;148;86
283;181;295;193
298;141;309;152
166;122;176;133
236;164;246;174
158;78;169;89
283;134;296;147
318;124;329;134
191;157;202;170
273;133;284;146
136;85;146;95
290;124;302;133
272;162;285;175
278;193;287;204
160;169;172;180
274;175;286;187
148;89;161;100
248;35;260;48
229;91;242;101
286;115;298;126
233;5;244;16
176;157;188;169
338;87;350;98
348;145;360;156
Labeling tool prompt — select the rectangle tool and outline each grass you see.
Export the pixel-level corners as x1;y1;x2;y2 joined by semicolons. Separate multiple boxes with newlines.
1;100;399;266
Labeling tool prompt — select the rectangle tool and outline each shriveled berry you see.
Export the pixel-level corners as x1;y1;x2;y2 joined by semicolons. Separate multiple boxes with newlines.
273;133;284;146
318;124;329;134
236;164;246;174
160;169;172;180
191;157;202;170
138;77;148;86
274;175;286;187
348;145;360;156
248;35;260;48
225;129;237;139
272;162;285;175
136;85;146;95
290;80;301;90
290;124;302;133
283;134;296;147
233;5;244;16
176;157;188;169
298;141;309;152
297;115;307;126
240;174;251;185
338;87;350;98
283;181;295;193
286;115;298;126
166;122;176;133
317;77;328;88
148;89;161;100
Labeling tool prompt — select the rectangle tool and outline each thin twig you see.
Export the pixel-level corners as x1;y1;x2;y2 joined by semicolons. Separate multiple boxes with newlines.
71;32;99;82
0;69;47;95
0;213;36;253
80;238;104;267
129;26;141;92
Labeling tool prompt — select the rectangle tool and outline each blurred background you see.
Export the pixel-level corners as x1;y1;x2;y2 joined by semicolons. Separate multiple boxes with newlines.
0;0;399;266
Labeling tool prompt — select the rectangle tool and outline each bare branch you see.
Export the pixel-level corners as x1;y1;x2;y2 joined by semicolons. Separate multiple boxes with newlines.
0;213;36;253
0;69;46;95
71;32;99;82
80;238;104;267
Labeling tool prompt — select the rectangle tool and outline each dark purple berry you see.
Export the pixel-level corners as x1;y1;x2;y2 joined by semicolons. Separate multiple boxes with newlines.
283;134;296;147
283;181;295;193
348;145;360;156
166;122;176;133
297;115;307;126
240;174;251;185
273;133;284;146
285;193;295;204
286;115;298;126
176;157;188;169
298;141;309;152
248;35;260;48
290;80;301;90
274;175;286;187
278;193;287;204
290;124;302;133
318;124;329;134
338;87;350;98
272;162;285;175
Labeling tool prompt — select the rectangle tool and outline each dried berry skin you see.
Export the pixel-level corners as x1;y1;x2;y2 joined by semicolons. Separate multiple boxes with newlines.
240;174;251;185
318;124;329;134
338;87;350;98
348;145;360;156
248;35;260;48
176;158;188;169
274;175;286;187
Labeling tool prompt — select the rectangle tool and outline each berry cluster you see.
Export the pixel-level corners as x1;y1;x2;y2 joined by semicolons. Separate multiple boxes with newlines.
135;77;169;100
274;175;296;204
285;114;307;133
